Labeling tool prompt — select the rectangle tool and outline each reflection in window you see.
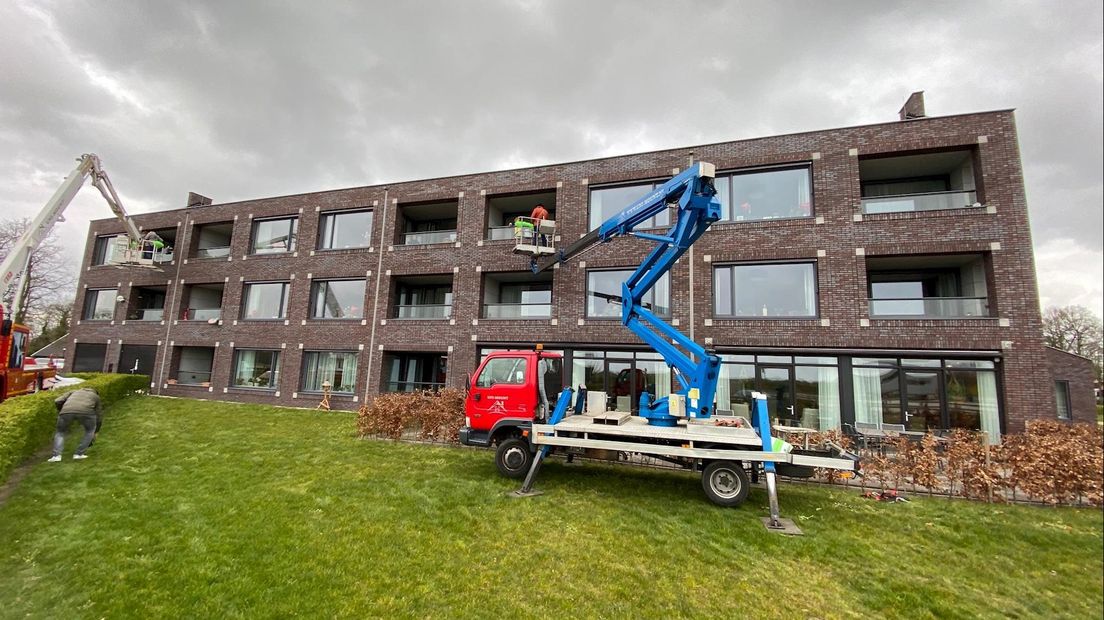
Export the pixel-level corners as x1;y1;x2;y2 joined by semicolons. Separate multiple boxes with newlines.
242;282;290;319
589;182;670;230
477;357;528;387
1054;381;1072;420
587;269;670;318
310;280;366;319
319;210;373;250
301;351;357;393
251;217;298;254
714;263;816;318
718;167;811;222
82;289;117;320
232;350;280;389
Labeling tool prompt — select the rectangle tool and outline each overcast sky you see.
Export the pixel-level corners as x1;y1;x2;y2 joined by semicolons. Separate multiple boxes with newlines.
2;0;1101;317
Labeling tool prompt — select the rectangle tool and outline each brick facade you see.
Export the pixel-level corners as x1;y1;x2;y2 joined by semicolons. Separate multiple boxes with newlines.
1045;347;1097;425
66;108;1060;433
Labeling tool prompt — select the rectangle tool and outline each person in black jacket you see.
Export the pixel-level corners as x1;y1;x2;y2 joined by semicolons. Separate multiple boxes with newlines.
47;387;102;462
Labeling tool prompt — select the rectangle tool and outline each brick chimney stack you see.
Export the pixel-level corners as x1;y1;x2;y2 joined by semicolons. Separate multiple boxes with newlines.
186;192;213;207
899;91;926;120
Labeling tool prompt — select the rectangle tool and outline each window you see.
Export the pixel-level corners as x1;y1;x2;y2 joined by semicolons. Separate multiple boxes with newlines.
91;235;120;265
242;282;290;320
319;210;373;250
250;217;298;254
713;263;817;318
301;351;358;393
385;352;448;392
232;350;280;389
7;330;26;369
394;280;453;319
586;269;670;318
483;273;553;318
1055;381;1072;420
310;279;366;319
82;289;117;321
716;166;812;222
476;356;528;387
589;181;670;231
72;343;107;372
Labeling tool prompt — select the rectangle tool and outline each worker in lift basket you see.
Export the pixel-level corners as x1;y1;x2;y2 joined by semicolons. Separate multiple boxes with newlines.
47;387;103;461
530;203;549;246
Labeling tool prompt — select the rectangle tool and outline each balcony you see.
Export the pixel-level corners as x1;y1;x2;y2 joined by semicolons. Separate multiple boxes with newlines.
173;346;215;386
483;303;552;319
485;189;556;241
192;221;234;259
403;230;456;245
860;149;979;215
135;309;165;321
486;227;515;241
867;253;991;319
862;190;979;214
397;200;458;246
181;283;224;322
127;286;167;322
482;271;553;319
183;308;221;321
392;274;453;320
384;352;447;393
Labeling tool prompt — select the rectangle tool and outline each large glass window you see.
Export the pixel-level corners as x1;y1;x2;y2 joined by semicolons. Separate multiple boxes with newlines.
91;235;120;265
82;288;117;321
852;357;1000;443
714;354;840;431
476;356;528;387
587;269;670;318
385;353;448;392
232;350;280;389
394;282;453;319
301;351;358;393
242;282;290;320
717;166;812;222
714;263;817;318
589;181;670;231
319;210;373;250
250;217;298;254
310;279;366;319
1054;381;1072;420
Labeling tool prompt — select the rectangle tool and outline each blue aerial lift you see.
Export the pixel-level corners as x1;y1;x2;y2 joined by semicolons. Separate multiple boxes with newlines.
463;161;859;532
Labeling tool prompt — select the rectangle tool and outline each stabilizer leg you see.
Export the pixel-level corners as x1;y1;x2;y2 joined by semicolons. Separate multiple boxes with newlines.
510;446;548;498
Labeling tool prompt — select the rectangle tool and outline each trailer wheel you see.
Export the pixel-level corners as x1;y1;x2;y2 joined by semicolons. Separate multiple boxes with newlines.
495;438;534;479
702;460;750;507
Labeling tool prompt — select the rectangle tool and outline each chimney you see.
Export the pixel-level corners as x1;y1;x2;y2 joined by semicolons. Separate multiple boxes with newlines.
186;192;213;208
899;91;926;120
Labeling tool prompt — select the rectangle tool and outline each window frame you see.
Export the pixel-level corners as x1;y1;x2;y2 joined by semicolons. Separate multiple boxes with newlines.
82;288;118;321
587;178;671;231
309;278;367;320
231;349;282;390
585;268;671;319
1054;380;1072;420
317;209;374;251
299;350;359;394
240;281;291;320
712;261;819;319
715;164;814;224
91;235;118;266
249;216;299;255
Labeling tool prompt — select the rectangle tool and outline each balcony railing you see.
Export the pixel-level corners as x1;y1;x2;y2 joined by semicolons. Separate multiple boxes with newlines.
175;370;212;385
861;190;979;214
403;230;456;245
183;308;221;321
869;297;990;318
384;381;446;393
486;226;515;241
195;246;231;259
395;304;452;319
135;308;164;321
483;302;552;319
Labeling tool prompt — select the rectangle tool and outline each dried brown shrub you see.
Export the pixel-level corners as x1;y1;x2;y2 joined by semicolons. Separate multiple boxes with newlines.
356;389;466;443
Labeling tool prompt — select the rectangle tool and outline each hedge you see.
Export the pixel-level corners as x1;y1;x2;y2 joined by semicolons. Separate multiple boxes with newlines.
0;373;148;484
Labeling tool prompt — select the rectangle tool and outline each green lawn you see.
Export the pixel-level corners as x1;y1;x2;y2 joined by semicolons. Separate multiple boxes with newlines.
1;397;1101;619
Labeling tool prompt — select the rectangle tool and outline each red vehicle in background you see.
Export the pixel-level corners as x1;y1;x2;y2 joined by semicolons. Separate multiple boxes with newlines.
0;317;55;402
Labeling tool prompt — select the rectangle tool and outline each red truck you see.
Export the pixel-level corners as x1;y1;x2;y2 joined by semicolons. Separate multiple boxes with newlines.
0;317;56;402
460;349;562;478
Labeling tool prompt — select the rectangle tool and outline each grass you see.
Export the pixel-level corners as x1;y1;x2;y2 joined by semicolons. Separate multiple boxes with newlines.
1;397;1101;619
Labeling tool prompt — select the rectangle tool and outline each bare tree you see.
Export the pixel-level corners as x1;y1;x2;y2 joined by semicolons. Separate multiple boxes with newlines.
1043;305;1104;380
0;217;77;330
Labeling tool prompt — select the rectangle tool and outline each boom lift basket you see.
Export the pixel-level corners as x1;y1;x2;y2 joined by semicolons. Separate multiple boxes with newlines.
511;216;556;256
107;234;173;267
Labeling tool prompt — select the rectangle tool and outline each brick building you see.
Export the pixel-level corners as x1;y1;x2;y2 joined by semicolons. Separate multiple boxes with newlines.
66;94;1091;438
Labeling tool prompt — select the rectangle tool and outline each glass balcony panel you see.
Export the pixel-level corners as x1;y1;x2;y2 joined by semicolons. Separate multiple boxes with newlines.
384;381;445;393
486;226;516;241
404;230;457;245
395;304;452;319
185;308;222;321
861;190;978;214
869;297;989;318
483;303;552;319
136;309;164;321
196;246;231;259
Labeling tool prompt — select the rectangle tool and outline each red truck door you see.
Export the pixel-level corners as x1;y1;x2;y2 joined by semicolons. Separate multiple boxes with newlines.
466;353;536;431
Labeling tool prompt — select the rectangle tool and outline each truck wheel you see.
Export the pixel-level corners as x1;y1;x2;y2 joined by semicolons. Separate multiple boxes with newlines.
702;460;750;507
495;438;534;479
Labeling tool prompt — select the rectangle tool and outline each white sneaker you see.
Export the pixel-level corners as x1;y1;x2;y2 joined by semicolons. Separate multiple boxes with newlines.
72;454;88;460
47;455;62;462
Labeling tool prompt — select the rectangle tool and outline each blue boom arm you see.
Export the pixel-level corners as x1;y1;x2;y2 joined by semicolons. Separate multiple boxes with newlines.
538;162;723;426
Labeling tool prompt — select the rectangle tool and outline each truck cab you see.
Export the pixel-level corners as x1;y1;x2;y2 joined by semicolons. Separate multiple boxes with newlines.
460;349;562;454
0;318;55;402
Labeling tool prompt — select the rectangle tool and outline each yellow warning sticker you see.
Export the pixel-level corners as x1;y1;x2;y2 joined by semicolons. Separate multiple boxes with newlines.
688;388;700;399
